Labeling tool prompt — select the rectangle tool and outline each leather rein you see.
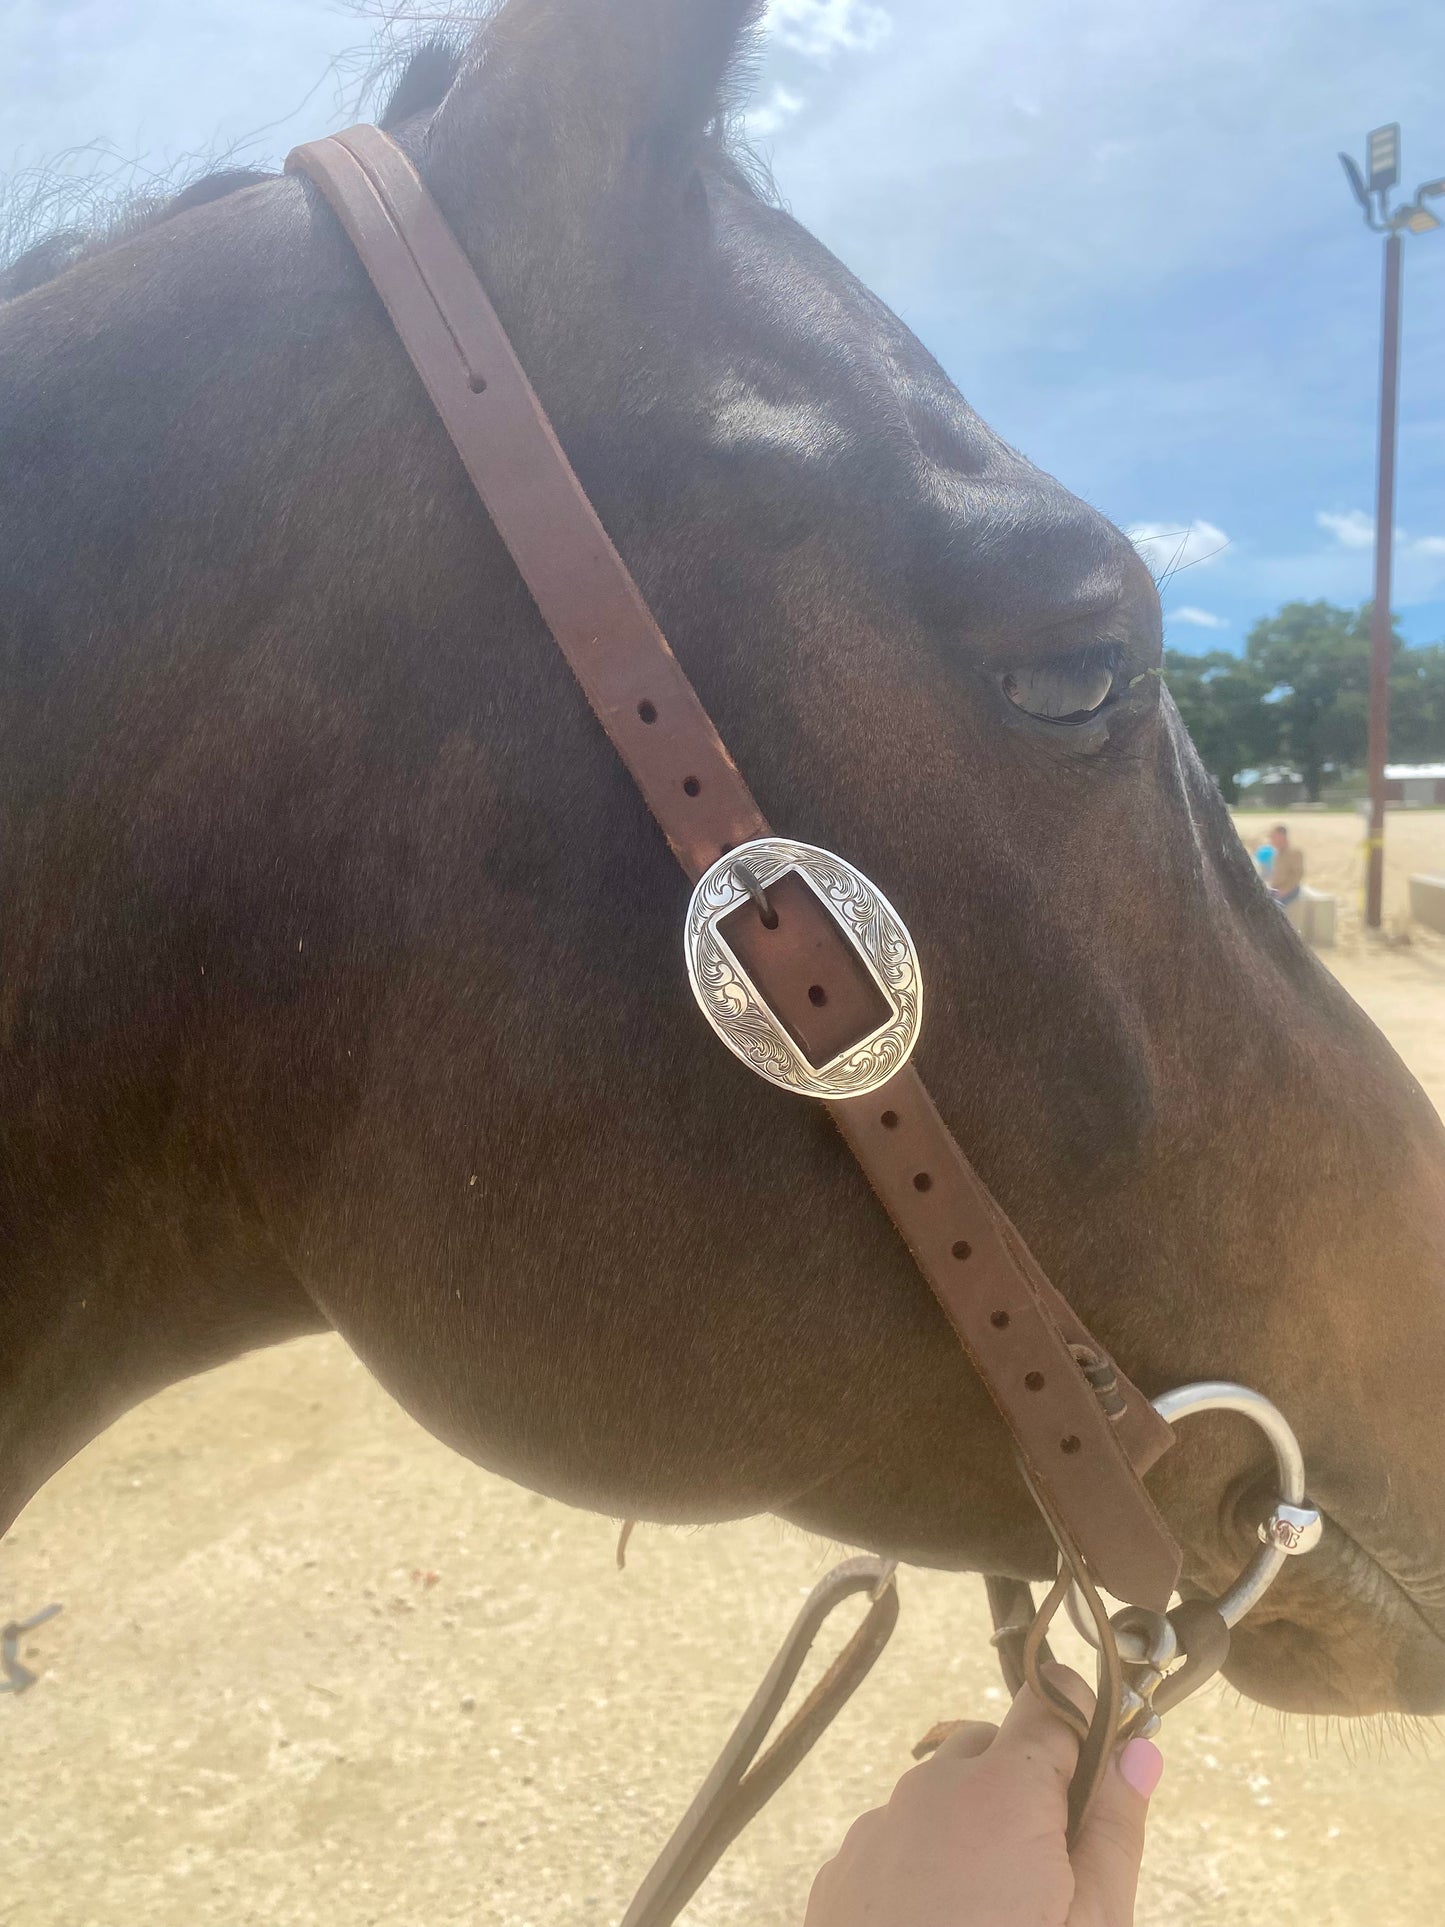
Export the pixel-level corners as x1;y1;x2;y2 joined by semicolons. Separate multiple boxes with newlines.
285;126;1322;1922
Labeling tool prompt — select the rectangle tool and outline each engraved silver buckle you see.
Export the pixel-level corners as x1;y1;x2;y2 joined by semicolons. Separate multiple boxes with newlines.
683;837;923;1099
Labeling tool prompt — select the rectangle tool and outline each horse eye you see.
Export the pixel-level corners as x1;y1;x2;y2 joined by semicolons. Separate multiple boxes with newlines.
1001;658;1115;724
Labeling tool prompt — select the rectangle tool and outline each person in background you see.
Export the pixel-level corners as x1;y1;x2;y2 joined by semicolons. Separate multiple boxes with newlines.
1266;823;1304;907
806;1665;1162;1927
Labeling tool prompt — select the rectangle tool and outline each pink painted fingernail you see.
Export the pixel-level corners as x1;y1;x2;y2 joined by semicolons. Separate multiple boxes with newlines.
1118;1737;1164;1800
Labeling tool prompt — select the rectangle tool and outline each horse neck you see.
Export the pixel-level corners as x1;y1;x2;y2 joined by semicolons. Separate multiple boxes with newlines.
0;220;389;1533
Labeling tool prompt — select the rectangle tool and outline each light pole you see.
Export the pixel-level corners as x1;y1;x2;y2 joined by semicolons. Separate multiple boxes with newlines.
1339;126;1444;929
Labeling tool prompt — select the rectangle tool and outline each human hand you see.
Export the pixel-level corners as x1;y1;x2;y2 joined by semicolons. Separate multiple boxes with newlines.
804;1666;1162;1927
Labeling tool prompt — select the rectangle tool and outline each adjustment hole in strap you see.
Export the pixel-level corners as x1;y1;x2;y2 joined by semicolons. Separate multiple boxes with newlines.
989;1309;1010;1329
1060;1435;1082;1455
1024;1371;1045;1392
637;700;658;724
912;1172;932;1193
880;1110;899;1130
808;984;828;1007
683;776;702;797
467;372;487;394
953;1240;972;1260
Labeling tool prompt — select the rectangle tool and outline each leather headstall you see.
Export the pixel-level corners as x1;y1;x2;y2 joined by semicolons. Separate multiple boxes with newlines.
283;125;1182;1613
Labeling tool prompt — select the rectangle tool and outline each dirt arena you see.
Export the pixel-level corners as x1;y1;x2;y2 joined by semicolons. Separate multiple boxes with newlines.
7;812;1445;1927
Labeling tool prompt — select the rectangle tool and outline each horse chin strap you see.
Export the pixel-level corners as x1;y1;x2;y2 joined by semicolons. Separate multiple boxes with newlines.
281;126;1324;1927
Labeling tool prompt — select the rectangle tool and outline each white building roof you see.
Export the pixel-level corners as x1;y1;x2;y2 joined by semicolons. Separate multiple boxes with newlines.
1384;763;1445;780
1236;766;1303;786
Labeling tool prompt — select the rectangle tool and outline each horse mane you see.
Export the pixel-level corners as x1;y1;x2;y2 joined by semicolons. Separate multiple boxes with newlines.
1;16;776;307
0;38;463;304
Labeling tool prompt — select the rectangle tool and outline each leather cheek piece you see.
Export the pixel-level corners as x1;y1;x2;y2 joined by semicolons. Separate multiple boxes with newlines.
830;1073;1177;1610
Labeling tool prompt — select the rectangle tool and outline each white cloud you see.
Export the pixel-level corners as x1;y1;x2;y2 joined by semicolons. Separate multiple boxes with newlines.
1127;521;1230;577
1315;510;1445;565
1246;522;1445;612
1316;509;1375;550
764;0;891;61
738;0;1445;467
1171;606;1228;629
746;84;806;139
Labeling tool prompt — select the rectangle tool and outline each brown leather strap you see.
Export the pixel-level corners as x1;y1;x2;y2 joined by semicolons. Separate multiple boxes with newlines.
831;1071;1173;1605
620;1557;899;1927
285;126;1181;1612
290;123;766;879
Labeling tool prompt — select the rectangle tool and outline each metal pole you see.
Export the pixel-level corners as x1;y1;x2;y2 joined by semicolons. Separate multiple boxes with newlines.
1365;231;1402;930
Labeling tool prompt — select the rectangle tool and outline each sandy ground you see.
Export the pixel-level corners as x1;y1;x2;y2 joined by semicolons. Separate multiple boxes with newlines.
7;814;1445;1927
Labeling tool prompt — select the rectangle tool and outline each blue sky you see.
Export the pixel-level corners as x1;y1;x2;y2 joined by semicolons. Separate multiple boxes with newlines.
9;0;1445;651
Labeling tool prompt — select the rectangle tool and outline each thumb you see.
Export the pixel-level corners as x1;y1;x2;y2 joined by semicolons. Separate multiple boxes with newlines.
1068;1735;1162;1926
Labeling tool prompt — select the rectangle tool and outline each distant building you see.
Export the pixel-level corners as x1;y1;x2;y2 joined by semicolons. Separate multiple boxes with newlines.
1235;761;1445;807
1383;763;1445;807
1237;765;1308;807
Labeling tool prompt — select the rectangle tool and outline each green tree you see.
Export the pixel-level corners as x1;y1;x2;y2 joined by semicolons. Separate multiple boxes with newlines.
1169;603;1443;801
1163;647;1279;802
1242;600;1406;802
1391;640;1445;763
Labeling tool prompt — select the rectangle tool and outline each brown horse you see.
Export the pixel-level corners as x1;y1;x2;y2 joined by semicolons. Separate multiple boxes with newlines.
3;0;1443;1730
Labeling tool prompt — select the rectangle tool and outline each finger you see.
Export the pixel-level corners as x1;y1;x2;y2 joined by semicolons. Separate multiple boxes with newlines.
1069;1736;1163;1927
885;1720;999;1816
930;1718;999;1763
985;1662;1093;1787
1015;1661;1097;1728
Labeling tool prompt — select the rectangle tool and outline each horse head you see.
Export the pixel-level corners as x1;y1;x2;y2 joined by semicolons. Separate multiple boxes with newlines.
3;0;1442;1722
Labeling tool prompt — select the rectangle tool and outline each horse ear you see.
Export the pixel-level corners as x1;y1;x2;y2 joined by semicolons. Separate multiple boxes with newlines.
430;0;764;194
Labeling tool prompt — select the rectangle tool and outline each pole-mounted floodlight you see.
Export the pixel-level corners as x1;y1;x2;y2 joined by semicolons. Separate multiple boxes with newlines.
1343;127;1445;237
1337;123;1444;930
1366;123;1400;193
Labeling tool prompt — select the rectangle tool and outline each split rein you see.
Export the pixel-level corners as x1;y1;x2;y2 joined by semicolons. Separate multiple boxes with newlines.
621;1379;1319;1927
283;126;1324;1925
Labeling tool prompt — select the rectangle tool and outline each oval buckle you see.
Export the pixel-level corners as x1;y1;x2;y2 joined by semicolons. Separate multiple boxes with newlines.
683;838;923;1099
